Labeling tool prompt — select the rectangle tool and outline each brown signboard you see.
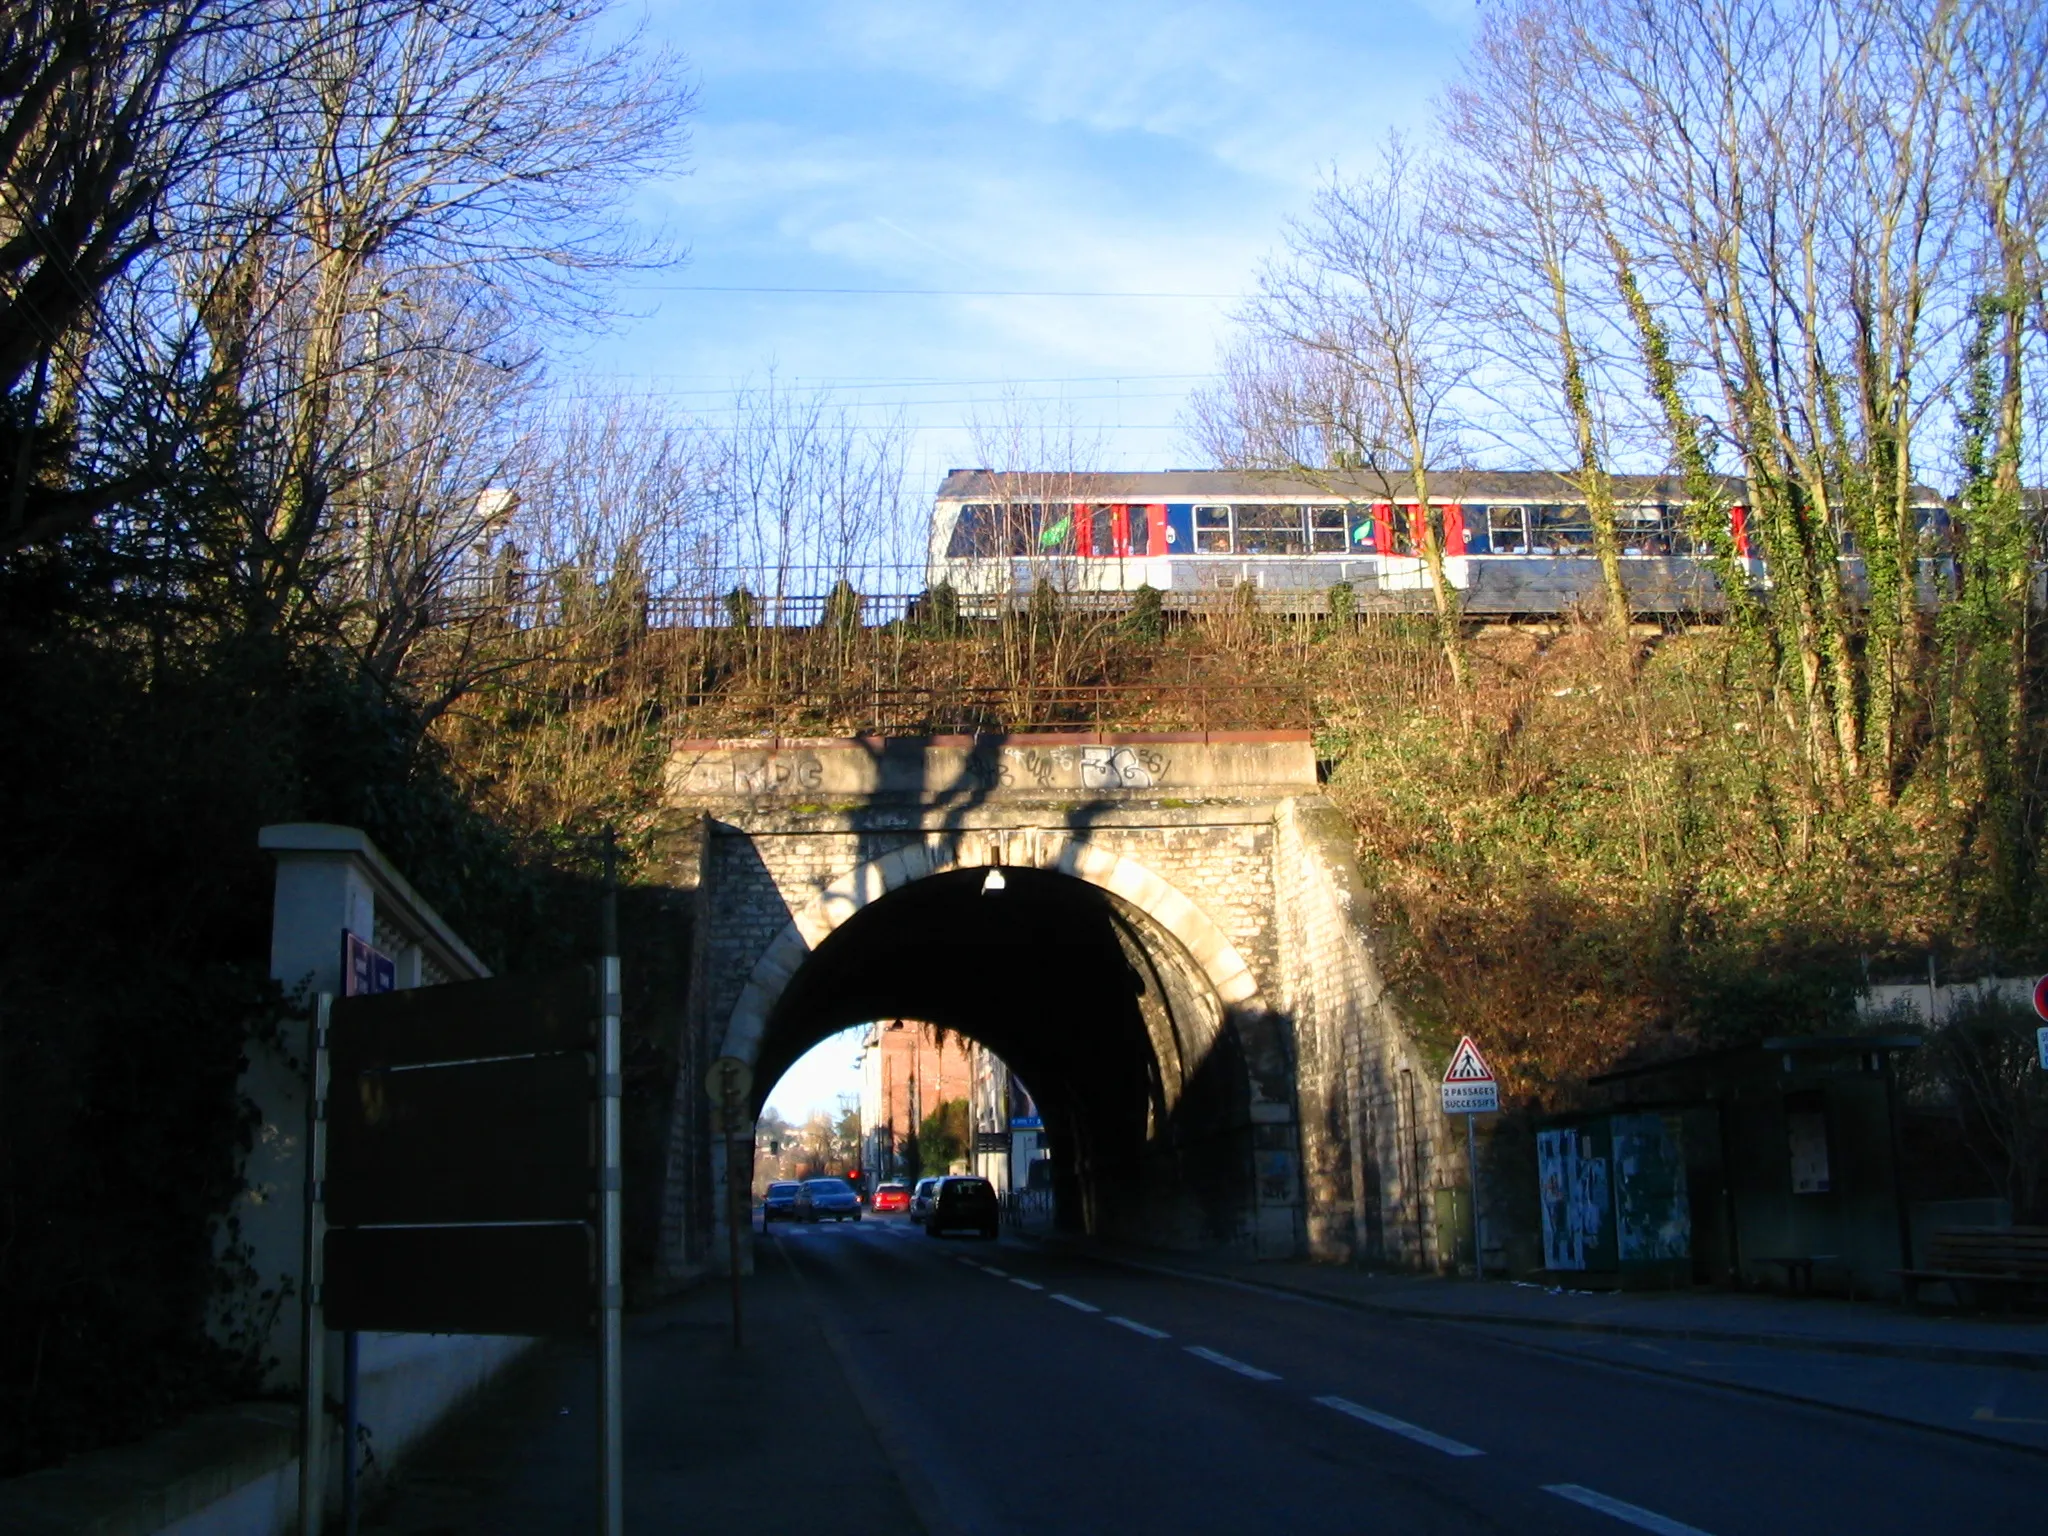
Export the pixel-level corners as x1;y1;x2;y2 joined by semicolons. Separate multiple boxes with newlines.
323;966;603;1337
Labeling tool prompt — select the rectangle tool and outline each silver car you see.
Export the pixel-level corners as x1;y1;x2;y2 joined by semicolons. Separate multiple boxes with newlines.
909;1176;941;1226
797;1176;862;1222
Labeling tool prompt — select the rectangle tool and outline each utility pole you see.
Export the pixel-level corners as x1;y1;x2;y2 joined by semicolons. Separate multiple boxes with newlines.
598;832;624;1536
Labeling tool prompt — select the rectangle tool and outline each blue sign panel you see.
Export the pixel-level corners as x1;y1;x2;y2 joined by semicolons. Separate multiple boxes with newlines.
344;930;396;997
1008;1076;1042;1130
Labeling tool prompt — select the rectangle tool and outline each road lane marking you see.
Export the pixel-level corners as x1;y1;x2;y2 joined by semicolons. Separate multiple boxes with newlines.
1010;1277;1045;1291
981;1266;1011;1278
1543;1484;1713;1536
1314;1396;1484;1457
1050;1293;1100;1312
1185;1345;1280;1381
1108;1316;1170;1339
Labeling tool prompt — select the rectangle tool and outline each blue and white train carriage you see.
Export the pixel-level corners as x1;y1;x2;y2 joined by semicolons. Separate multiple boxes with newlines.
927;469;1951;617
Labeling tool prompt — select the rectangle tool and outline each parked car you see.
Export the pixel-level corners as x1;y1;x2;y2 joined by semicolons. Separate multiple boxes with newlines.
797;1176;862;1222
909;1176;941;1225
761;1181;801;1224
925;1176;999;1240
871;1181;911;1213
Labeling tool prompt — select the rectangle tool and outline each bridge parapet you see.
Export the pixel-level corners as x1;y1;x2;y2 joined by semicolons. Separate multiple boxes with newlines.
665;730;1316;806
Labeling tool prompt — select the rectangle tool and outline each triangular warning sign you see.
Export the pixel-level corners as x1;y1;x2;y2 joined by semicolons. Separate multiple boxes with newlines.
1443;1036;1494;1083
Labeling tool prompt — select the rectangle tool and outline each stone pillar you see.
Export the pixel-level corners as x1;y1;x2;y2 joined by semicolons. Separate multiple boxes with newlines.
224;824;490;1388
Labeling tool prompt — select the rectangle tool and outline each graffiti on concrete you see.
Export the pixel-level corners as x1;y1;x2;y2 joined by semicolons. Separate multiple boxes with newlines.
730;753;824;796
1081;745;1165;790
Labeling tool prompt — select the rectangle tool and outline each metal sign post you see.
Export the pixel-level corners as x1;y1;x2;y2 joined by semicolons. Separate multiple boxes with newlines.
1440;1036;1499;1279
707;1056;753;1349
299;994;332;1536
598;841;624;1536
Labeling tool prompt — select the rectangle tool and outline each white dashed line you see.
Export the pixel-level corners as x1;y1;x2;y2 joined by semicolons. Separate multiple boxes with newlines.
1050;1293;1100;1312
1108;1316;1170;1339
1543;1485;1713;1536
1314;1396;1484;1457
1010;1277;1045;1291
981;1266;1011;1278
1184;1345;1280;1381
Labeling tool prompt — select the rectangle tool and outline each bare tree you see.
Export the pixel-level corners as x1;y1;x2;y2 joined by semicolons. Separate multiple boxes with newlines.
1441;2;1634;634
1232;143;1475;697
145;0;692;639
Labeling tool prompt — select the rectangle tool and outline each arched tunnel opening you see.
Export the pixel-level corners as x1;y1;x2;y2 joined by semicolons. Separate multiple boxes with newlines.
743;865;1256;1246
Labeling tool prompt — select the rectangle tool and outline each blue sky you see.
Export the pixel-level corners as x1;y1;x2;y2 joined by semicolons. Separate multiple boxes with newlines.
572;0;1478;502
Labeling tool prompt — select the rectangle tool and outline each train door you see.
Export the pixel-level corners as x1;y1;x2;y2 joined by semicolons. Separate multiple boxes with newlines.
1439;504;1467;557
1082;503;1114;558
1163;504;1193;555
1141;503;1167;557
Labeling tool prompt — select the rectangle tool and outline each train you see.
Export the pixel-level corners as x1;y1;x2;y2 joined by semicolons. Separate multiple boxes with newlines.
926;469;1954;617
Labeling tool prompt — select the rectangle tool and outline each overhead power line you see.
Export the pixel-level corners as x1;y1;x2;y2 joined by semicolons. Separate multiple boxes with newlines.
635;284;1243;298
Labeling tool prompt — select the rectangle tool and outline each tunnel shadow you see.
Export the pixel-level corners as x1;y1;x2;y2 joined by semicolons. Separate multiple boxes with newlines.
751;865;1259;1248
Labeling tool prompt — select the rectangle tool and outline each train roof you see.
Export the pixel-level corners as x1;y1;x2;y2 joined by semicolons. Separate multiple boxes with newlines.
934;467;1947;504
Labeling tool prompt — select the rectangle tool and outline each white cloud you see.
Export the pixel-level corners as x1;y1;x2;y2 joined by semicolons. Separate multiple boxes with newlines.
574;1;1478;472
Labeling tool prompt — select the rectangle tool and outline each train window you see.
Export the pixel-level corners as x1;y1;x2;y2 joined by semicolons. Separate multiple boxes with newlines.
1235;505;1306;555
1346;506;1377;552
946;504;1000;558
1034;505;1075;554
1088;504;1114;556
1311;506;1348;553
1387;508;1416;556
1487;506;1527;554
1194;504;1231;553
1127;505;1153;556
1530;504;1593;553
1616;503;1673;557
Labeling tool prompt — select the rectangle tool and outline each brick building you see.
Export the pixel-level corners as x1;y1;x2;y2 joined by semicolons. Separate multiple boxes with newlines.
859;1021;974;1182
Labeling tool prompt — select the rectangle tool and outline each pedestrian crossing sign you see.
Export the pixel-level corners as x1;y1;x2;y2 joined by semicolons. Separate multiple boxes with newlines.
1440;1036;1498;1114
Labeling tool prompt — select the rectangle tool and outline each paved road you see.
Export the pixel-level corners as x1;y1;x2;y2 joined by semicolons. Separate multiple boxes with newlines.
779;1216;2043;1536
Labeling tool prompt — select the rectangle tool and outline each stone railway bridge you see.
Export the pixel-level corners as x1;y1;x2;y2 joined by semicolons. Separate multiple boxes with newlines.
646;731;1459;1277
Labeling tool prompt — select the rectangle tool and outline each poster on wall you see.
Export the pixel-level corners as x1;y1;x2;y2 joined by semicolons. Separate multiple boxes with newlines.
1786;1093;1830;1194
1613;1113;1691;1262
1538;1125;1615;1271
1537;1129;1581;1270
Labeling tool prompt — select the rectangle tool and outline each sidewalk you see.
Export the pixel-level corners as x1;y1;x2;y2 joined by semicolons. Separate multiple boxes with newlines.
359;1251;923;1535
1030;1236;2048;1454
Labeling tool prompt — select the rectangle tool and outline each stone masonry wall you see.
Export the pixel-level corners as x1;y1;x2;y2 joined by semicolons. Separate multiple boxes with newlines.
1271;796;1453;1269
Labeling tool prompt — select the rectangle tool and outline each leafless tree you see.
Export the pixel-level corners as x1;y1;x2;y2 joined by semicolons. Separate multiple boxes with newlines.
1225;142;1475;697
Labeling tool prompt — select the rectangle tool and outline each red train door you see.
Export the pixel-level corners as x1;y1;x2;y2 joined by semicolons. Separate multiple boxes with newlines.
1730;505;1750;558
1440;503;1467;557
1143;503;1166;556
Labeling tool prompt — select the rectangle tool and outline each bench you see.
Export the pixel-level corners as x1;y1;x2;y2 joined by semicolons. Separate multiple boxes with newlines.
1895;1226;2048;1308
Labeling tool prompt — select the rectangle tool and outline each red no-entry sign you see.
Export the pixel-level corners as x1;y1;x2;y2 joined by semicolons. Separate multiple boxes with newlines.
2033;975;2048;1022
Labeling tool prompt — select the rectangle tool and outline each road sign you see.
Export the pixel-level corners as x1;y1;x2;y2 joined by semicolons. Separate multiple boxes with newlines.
2033;975;2048;1021
1441;1035;1500;1115
322;966;601;1336
706;1055;753;1105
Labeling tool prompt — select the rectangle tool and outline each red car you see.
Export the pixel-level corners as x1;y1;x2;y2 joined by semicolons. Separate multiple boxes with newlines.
871;1181;910;1213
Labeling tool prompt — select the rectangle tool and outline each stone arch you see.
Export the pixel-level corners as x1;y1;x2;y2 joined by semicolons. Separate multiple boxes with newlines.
716;831;1264;1075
